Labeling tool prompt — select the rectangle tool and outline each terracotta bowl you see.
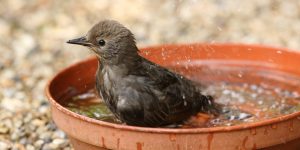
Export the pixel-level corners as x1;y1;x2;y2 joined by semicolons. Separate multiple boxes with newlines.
46;43;300;150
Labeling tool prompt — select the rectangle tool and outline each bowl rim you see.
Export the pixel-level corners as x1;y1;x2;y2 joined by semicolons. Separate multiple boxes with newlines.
45;43;300;134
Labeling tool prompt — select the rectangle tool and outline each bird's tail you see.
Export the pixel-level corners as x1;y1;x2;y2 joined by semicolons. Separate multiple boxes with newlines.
196;95;221;116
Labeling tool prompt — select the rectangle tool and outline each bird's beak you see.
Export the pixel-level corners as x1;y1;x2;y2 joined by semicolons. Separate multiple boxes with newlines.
67;36;91;46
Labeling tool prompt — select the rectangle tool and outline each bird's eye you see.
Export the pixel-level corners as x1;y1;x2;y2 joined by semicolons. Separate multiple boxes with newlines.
98;39;105;46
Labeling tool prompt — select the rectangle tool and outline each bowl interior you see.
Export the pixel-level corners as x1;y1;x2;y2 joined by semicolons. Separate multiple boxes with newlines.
47;43;300;131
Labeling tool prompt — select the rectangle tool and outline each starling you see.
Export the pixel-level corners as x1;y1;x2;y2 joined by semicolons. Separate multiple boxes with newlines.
67;20;220;127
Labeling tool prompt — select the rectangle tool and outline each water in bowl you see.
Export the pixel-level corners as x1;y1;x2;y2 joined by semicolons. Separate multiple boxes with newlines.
62;82;300;128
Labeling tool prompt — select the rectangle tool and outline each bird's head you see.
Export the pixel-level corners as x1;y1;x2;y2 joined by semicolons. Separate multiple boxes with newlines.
67;20;138;62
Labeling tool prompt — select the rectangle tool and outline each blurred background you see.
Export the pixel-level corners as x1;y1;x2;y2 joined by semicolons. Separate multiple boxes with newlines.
0;0;299;149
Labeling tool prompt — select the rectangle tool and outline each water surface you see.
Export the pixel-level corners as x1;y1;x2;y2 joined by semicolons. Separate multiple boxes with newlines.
63;82;300;128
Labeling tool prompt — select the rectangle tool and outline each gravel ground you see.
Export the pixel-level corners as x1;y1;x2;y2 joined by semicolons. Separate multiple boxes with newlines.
0;0;300;149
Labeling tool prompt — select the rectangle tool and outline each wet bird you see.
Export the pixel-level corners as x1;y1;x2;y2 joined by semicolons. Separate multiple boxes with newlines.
67;20;220;127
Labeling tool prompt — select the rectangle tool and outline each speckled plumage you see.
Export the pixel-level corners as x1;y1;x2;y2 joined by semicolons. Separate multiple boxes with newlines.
67;20;220;127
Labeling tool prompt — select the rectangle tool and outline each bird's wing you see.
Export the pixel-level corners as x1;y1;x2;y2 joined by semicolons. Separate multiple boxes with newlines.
139;58;213;120
121;58;219;126
116;84;172;127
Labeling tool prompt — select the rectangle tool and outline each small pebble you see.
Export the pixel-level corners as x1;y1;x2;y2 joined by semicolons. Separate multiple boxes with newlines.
39;132;52;141
0;141;10;150
34;140;45;148
26;144;35;150
0;125;9;134
52;138;68;147
42;143;59;150
52;130;67;139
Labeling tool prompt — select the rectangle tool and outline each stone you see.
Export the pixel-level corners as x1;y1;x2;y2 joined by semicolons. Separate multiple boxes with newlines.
26;144;35;150
0;125;9;134
0;141;10;149
34;140;44;148
52;130;66;139
39;132;52;141
32;119;46;126
52;138;68;147
42;143;59;150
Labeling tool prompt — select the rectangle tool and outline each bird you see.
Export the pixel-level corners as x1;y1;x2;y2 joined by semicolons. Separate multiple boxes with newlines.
67;20;220;127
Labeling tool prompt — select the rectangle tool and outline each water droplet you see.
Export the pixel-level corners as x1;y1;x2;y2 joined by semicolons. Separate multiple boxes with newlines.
274;88;281;94
292;91;299;97
257;88;263;94
238;113;250;119
276;50;282;54
161;53;164;56
271;124;277;129
93;112;101;118
183;101;187;106
250;128;256;135
222;89;231;95
289;121;294;132
250;85;257;91
238;97;245;103
264;127;268;135
169;134;176;141
229;115;235;121
237;73;243;78
251;93;257;98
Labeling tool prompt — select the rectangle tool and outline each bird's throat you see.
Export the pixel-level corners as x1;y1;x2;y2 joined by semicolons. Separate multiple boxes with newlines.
97;58;132;79
98;52;141;70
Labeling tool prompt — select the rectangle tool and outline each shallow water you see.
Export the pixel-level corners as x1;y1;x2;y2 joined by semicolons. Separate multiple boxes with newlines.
63;82;300;128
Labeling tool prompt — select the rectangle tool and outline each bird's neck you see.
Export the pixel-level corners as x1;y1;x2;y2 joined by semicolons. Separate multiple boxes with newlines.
98;52;142;76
